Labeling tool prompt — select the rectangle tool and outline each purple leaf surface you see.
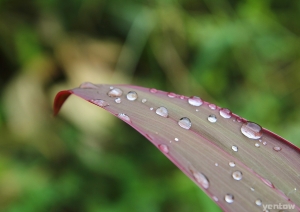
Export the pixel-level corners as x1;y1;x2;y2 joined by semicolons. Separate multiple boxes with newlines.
54;82;300;212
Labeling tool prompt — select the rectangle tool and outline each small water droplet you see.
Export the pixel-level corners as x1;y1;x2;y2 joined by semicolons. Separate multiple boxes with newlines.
142;98;147;103
115;98;121;104
250;187;255;191
79;82;98;89
188;96;203;106
241;121;263;139
156;107;169;118
108;88;123;97
118;113;131;122
236;117;242;122
273;146;282;152
192;171;209;189
109;86;114;89
215;163;218;166
127;91;138;101
150;107;154;110
263;141;267;145
178;117;192;130
255;143;260;148
232;145;238;152
174;138;179;141
196;109;199;112
158;144;169;154
229;162;235;167
90;99;109;107
225;194;234;203
167;92;177;98
259;139;262;142
150;88;157;93
219;108;232;118
209;104;216;110
208;115;217;123
180;95;185;100
255;199;262;206
213;196;218;201
232;171;243;181
262;178;274;188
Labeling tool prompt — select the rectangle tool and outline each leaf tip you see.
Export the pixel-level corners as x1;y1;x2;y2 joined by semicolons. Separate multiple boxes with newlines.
53;90;72;116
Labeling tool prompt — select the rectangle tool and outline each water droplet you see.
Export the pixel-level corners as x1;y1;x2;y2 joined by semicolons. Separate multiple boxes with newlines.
180;95;185;100
215;163;218;166
255;143;260;148
167;92;177;98
118;113;131;122
109;86;114;89
108;88;123;97
208;115;217;123
150;107;154;110
142;99;147;103
178;117;192;130
192;171;209;189
232;171;243;180
174;138;179;141
90;99;109;107
263;141;267;145
127;91;138;101
261;178;274;188
259;139;262;142
232;145;238;152
225;194;234;203
150;88;157;93
156;107;169;118
79;82;98;89
209;104;216;110
250;187;255;191
188;96;203;106
273;146;282;152
255;199;262;206
241;121;263;139
115;98;121;104
229;162;235;167
196;109;199;112
236;117;242;122
213;196;218;201
158;144;169;154
219;108;232;118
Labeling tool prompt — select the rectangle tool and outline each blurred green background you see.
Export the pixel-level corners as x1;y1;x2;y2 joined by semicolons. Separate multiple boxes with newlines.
0;0;300;211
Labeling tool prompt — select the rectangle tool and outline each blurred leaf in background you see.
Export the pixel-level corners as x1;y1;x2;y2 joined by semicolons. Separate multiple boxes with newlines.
0;0;299;211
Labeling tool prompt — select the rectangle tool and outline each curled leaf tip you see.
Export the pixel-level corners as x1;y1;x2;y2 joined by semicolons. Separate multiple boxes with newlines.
53;90;73;116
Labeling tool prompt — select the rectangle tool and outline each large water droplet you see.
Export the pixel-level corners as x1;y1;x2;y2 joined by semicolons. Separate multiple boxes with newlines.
225;194;234;203
90;99;109;107
178;117;192;129
118;113;131;122
208;115;217;123
127;91;138;101
192;171;209;189
156;107;168;118
273;146;282;152
229;162;235;167
167;92;177;98
188;96;203;106
219;108;232;118
108;88;123;97
142;99;147;103
150;88;157;93
79;82;98;89
255;199;262;206
232;171;243;180
158;144;169;154
115;98;121;104
232;145;238;152
241;122;263;139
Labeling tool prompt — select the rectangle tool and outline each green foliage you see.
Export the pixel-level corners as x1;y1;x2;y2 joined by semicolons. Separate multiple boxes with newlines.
0;0;299;211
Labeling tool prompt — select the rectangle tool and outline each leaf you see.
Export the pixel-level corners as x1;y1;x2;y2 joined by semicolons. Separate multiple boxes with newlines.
54;82;300;212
